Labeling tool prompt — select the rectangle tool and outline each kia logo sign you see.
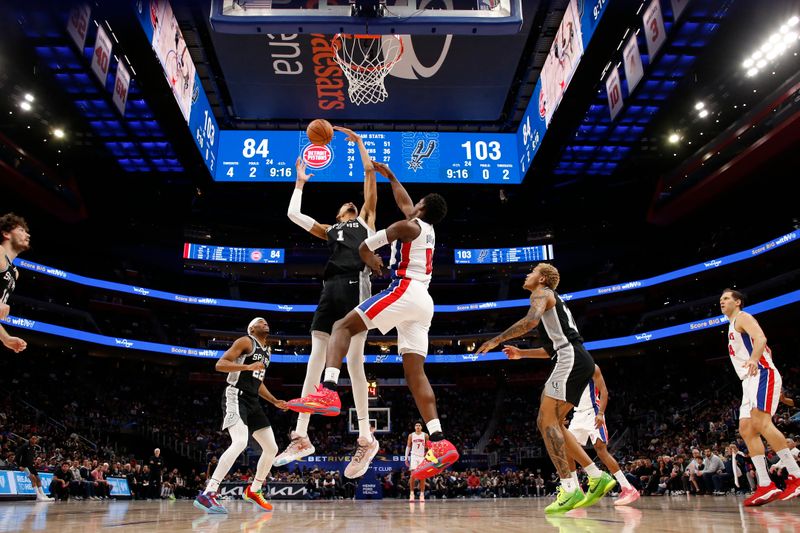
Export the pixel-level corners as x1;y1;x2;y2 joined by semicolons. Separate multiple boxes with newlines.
302;144;333;170
250;250;263;262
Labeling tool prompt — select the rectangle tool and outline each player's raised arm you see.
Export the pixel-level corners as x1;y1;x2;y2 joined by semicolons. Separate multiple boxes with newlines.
335;127;377;230
287;158;331;241
476;288;554;354
372;161;415;219
215;337;263;373
358;219;422;274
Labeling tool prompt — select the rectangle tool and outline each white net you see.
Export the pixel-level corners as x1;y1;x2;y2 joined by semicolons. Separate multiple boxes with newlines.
331;34;404;106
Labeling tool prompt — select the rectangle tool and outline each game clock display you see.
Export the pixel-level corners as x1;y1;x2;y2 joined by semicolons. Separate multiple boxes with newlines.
183;243;285;264
215;130;521;184
454;245;554;264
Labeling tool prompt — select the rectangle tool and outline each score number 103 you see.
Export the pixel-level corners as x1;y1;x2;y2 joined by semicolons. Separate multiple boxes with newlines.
447;140;505;179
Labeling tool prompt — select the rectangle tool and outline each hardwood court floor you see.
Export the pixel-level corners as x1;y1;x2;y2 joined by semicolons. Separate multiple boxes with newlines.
1;496;799;532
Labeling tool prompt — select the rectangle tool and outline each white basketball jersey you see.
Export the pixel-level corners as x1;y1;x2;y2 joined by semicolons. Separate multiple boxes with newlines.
389;218;434;287
574;378;600;414
728;314;776;380
410;432;427;457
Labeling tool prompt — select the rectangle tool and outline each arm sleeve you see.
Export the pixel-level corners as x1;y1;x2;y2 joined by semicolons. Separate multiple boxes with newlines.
405;446;411;457
287;189;318;232
363;229;388;251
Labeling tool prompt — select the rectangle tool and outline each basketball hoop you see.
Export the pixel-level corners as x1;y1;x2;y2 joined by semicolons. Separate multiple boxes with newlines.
331;34;404;105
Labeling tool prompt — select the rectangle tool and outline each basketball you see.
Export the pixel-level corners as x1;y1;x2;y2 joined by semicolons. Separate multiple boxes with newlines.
306;119;334;146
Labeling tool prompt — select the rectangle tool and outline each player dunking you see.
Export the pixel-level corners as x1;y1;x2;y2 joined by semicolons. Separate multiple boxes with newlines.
0;213;30;353
288;161;458;481
194;318;287;514
277;127;377;467
477;264;615;513
406;422;429;501
720;288;800;505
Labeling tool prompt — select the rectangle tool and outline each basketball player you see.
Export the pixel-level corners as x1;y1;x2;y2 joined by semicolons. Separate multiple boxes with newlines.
476;264;615;513
194;318;287;514
0;212;30;353
287;161;458;481
561;363;638;506
15;435;52;502
406;422;429;501
720;288;800;505
277;126;377;467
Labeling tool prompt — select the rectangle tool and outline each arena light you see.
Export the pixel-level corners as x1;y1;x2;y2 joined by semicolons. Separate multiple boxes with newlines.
53;128;65;139
19;101;31;111
24;93;34;102
741;15;800;77
698;109;709;118
668;132;680;144
694;102;705;110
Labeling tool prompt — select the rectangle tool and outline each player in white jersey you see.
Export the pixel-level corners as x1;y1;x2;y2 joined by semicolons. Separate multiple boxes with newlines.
288;161;459;481
566;365;639;506
406;422;430;500
720;288;800;505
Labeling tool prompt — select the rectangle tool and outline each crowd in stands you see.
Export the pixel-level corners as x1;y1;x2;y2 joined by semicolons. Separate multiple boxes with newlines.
1;344;798;502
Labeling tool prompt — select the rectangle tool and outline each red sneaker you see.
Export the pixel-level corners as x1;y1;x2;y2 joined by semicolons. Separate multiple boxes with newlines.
410;439;459;481
287;384;341;416
744;483;782;506
243;485;273;512
779;475;800;501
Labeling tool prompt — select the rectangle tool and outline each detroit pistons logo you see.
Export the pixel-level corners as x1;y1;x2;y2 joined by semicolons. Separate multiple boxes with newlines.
250;250;263;262
302;143;333;170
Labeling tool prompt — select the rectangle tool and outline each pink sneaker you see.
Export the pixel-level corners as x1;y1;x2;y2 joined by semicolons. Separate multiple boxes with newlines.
274;431;315;467
287;384;341;416
344;436;379;479
614;486;641;506
411;439;459;481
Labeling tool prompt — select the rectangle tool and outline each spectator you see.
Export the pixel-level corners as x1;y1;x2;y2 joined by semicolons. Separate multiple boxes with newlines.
322;473;336;500
149;448;163;499
702;448;728;495
50;461;73;501
466;471;482;498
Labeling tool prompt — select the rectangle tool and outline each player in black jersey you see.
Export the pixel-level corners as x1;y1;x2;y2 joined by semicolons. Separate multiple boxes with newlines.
0;213;30;353
194;317;288;514
477;263;615;513
277;126;377;467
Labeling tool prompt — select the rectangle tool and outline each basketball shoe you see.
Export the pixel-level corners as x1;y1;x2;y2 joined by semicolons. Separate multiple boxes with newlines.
287;384;341;416
275;432;316;467
410;440;459;481
344;436;380;479
573;472;616;509
243;485;273;512
614;485;640;506
194;492;227;514
545;486;584;514
744;483;782;506
779;475;800;501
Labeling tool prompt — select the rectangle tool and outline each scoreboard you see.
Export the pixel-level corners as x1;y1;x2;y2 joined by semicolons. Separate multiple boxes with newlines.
215;130;521;184
454;245;554;264
183;243;284;264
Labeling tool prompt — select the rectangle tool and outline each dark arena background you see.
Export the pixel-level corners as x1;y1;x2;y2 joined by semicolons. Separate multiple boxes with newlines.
1;0;799;531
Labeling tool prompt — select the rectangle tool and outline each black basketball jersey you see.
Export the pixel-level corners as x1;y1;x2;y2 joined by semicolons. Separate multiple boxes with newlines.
226;335;271;396
323;216;371;280
536;289;584;356
0;255;18;305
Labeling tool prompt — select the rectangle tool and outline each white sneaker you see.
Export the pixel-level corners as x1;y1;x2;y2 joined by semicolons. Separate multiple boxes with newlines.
36;494;54;502
344;436;379;479
274;431;316;467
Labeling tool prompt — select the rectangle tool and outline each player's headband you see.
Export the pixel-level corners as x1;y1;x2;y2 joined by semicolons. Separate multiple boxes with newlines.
248;317;266;333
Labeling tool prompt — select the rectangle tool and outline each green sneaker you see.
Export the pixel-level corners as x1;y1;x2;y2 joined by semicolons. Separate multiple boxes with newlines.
573;472;617;509
545;486;585;514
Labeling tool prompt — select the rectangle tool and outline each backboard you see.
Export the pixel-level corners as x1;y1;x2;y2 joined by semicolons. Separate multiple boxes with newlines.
209;0;523;35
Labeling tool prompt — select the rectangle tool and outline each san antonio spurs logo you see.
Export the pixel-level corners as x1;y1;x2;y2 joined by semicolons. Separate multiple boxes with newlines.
408;140;437;172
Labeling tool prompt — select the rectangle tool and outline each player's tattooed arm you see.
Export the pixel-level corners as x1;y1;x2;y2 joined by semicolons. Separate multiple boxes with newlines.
476;289;551;354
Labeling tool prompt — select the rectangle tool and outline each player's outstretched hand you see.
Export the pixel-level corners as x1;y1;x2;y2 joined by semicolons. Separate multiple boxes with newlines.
594;414;605;430
0;303;9;320
273;400;289;411
333;126;360;143
475;339;499;355
371;161;395;179
780;392;795;407
295;157;314;182
502;345;522;360
3;336;27;353
364;252;384;275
